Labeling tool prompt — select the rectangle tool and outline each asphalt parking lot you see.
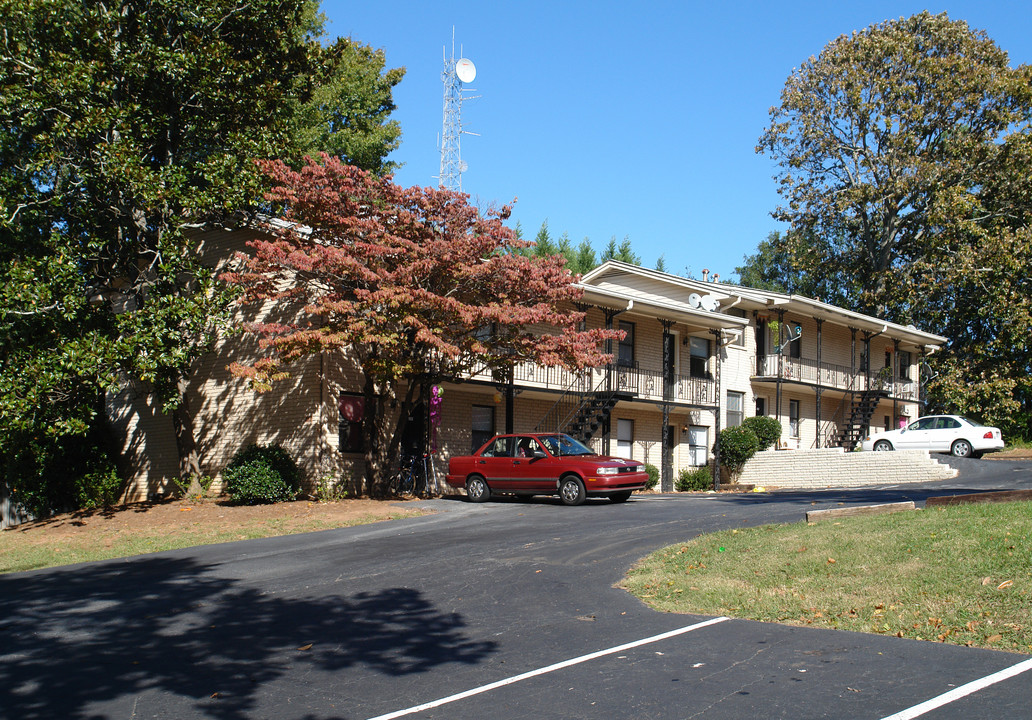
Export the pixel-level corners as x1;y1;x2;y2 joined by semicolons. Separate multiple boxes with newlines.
1;457;1030;719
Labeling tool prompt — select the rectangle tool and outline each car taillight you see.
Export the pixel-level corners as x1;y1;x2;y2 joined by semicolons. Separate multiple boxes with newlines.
984;431;994;439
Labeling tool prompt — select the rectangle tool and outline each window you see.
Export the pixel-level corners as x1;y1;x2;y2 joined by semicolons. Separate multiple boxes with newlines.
617;418;634;457
727;391;744;427
471;405;495;453
689;336;710;378
617;321;635;367
338;393;365;453
884;415;891;431
789;399;800;437
514;436;543;457
481;436;514;457
898;350;912;381
755;397;766;417
688;426;708;466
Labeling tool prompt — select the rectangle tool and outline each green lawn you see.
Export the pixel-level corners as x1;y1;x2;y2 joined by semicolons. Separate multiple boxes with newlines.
623;501;1032;653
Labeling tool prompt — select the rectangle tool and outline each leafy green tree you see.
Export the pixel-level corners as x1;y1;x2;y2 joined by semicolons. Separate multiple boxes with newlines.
0;0;404;506
292;39;404;175
229;157;621;496
734;230;854;305
757;12;1032;438
655;255;667;273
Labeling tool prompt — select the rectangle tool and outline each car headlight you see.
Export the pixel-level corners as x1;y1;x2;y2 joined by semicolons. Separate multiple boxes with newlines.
596;467;619;475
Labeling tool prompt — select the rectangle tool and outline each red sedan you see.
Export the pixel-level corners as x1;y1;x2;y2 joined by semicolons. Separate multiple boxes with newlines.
446;433;649;505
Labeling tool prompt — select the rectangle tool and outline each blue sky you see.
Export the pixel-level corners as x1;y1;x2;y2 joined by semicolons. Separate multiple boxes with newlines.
321;1;1032;280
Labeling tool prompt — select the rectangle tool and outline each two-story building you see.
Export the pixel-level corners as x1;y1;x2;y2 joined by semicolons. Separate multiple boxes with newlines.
431;261;946;491
108;228;946;499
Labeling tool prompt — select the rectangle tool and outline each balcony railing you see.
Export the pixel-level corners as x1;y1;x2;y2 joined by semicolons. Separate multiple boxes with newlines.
466;361;714;405
755;355;918;400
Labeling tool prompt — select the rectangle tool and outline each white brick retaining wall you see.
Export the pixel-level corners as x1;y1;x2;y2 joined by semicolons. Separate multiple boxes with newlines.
738;448;957;489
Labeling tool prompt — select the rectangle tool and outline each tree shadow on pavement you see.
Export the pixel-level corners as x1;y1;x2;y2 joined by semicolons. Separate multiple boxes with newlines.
0;556;496;720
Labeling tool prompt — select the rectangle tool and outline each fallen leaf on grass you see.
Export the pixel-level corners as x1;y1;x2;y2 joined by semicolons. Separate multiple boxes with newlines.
997;580;1013;590
986;634;1003;643
827;558;836;564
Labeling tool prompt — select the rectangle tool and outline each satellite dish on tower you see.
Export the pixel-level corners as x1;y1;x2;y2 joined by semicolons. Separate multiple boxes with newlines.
455;58;476;83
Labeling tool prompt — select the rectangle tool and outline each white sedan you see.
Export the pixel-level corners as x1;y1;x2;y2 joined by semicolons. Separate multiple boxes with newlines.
861;415;1004;458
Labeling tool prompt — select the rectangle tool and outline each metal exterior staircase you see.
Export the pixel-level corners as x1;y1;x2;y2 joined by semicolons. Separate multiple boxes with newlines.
535;371;629;442
831;386;889;451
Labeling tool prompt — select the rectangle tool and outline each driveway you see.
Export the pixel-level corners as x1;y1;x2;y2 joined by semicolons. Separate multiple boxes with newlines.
1;459;1030;719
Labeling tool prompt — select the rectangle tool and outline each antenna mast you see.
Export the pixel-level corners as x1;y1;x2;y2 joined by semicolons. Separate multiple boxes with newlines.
439;29;477;192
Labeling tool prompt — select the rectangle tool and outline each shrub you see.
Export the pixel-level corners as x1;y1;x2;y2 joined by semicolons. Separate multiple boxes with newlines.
718;425;760;482
222;444;302;505
644;463;660;491
676;465;713;492
742;416;782;451
2;417;125;517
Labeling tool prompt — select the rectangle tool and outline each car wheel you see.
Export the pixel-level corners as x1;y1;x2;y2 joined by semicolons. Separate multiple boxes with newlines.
466;475;490;503
951;439;973;458
608;490;633;503
558;476;586;506
873;440;893;451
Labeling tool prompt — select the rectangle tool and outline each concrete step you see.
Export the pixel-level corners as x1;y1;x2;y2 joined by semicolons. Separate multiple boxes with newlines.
737;447;957;489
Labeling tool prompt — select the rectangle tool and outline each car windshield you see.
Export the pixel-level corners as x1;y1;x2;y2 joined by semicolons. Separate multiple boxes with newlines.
537;434;595;456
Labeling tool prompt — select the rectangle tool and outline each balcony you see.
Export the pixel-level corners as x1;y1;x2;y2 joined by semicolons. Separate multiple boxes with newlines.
754;355;918;400
466;361;714;406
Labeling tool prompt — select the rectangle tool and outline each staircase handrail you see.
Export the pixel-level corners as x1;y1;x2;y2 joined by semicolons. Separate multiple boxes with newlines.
534;367;598;434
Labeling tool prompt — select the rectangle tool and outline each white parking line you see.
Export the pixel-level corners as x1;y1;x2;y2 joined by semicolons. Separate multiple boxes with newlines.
879;657;1032;720
364;616;730;720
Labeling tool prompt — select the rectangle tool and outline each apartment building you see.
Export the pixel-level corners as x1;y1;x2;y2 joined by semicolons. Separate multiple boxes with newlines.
110;228;946;498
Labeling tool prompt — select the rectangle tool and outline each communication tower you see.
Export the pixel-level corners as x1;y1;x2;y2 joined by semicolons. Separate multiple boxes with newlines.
439;31;477;192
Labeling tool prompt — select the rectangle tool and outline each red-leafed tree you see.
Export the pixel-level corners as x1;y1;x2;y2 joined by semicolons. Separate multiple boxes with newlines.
226;154;621;496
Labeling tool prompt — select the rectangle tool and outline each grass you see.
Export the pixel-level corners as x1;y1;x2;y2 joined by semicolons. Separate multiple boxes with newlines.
0;501;421;574
622;501;1032;653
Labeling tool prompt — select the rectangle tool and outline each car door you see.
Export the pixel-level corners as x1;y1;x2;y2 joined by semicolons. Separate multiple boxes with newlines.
509;436;551;492
896;417;936;449
472;437;516;489
933;417;962;451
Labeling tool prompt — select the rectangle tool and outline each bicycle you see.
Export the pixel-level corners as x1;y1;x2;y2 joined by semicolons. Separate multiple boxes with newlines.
388;453;428;497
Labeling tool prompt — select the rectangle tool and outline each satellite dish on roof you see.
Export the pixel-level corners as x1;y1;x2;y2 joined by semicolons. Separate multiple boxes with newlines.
455;58;476;83
700;295;719;312
688;293;702;309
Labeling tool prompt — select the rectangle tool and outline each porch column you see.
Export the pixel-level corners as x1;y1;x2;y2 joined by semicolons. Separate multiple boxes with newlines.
710;328;722;492
815;317;824;447
660;320;675;492
775;309;786;429
892;338;900;427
